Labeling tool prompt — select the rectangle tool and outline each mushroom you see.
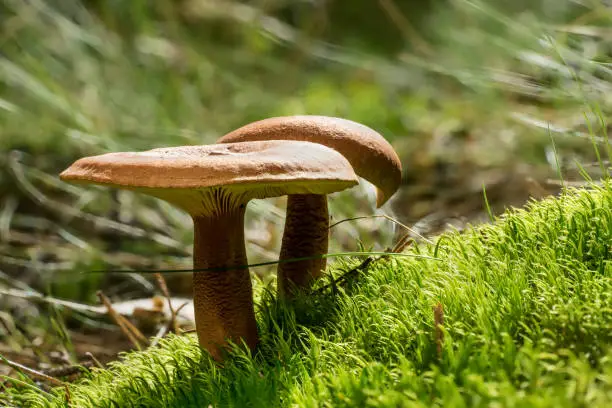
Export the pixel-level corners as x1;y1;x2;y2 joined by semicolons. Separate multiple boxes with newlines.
60;140;358;360
217;116;402;297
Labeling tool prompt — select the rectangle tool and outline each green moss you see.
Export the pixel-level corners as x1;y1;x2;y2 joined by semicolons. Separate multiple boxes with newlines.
11;183;612;407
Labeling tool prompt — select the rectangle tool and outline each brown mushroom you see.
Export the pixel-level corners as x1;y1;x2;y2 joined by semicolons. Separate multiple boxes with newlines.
60;140;358;360
217;116;402;297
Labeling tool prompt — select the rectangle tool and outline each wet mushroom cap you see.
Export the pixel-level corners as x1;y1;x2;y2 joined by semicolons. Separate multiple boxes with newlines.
218;115;402;207
59;140;359;214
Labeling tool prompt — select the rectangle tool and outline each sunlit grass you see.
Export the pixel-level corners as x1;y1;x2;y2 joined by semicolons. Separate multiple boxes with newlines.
5;183;611;407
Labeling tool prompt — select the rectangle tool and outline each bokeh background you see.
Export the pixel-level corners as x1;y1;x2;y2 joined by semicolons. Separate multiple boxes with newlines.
0;0;610;375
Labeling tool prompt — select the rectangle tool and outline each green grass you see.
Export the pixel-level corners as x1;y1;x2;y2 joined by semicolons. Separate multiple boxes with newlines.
7;183;611;407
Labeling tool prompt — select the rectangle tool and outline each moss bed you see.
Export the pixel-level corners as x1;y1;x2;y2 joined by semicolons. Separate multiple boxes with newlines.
9;184;612;407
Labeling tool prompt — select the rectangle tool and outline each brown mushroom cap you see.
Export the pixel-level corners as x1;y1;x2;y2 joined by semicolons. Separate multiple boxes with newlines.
60;140;359;215
217;116;402;207
60;140;360;361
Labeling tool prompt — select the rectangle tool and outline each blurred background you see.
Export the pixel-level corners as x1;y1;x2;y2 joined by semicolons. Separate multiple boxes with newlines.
0;0;610;379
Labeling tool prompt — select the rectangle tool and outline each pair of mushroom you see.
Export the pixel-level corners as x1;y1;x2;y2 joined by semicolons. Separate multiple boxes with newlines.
60;116;402;361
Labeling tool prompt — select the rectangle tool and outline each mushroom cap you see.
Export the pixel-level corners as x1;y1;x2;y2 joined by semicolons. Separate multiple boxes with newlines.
60;140;359;216
217;116;402;207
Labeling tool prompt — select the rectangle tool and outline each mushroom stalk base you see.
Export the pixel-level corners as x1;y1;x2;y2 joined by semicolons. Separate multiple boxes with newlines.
192;210;258;361
278;194;329;298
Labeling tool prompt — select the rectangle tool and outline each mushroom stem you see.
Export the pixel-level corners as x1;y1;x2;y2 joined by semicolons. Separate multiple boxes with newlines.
192;209;258;361
278;194;329;298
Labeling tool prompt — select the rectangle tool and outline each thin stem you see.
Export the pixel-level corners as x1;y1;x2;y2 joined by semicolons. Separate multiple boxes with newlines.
192;209;258;361
277;194;329;298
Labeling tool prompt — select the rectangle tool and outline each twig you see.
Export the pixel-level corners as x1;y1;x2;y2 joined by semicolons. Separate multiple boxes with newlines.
0;353;71;403
311;256;376;295
180;328;196;334
154;273;178;334
150;273;188;347
389;233;414;254
433;303;444;359
312;229;416;295
43;361;92;378
150;301;189;347
173;302;189;318
329;214;434;244
96;291;147;350
0;288;104;314
84;352;104;369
